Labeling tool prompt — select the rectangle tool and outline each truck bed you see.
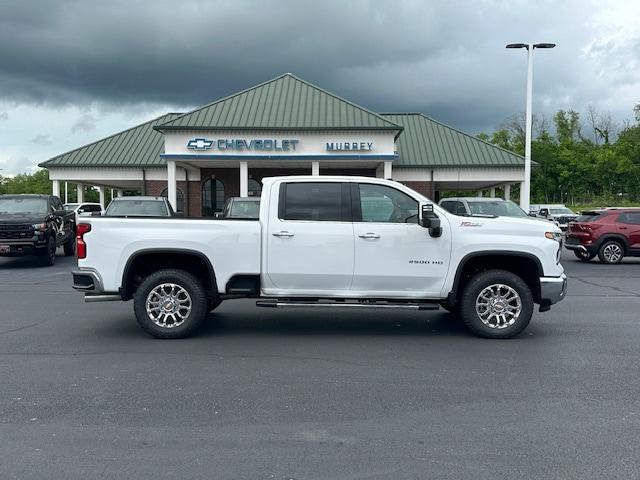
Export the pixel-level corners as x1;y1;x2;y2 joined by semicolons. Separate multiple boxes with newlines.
80;216;262;293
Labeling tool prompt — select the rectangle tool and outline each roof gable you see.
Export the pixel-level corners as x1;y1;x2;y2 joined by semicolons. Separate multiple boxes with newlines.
39;113;181;168
156;73;401;132
381;113;525;168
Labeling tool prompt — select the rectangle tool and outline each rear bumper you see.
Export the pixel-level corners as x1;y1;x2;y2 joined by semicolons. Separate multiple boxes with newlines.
72;269;103;292
564;242;597;256
539;273;567;310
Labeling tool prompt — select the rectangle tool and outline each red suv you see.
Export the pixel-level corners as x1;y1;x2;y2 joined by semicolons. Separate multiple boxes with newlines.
565;208;640;264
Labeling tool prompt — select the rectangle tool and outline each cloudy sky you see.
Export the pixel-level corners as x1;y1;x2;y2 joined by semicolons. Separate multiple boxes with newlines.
0;0;638;175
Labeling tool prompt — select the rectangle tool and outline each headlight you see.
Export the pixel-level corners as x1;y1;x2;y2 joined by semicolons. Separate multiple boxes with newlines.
545;231;562;242
32;223;47;231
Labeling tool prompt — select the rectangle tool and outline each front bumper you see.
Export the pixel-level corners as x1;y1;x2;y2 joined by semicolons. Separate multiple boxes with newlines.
539;273;567;310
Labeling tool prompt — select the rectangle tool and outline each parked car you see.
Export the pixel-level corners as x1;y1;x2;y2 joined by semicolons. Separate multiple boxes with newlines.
64;202;104;223
72;176;566;340
439;197;530;218
565;208;640;263
216;197;261;219
0;194;75;265
530;204;578;231
104;196;176;217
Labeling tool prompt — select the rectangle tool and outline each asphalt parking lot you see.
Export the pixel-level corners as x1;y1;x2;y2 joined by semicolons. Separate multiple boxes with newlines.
1;250;639;479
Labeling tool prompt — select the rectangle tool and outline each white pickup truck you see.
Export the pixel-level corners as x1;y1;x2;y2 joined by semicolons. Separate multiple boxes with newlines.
72;176;567;339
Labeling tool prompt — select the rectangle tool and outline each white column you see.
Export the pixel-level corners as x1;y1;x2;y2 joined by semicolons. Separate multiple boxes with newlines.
504;183;511;201
383;161;393;179
64;181;69;204
167;160;177;211
76;183;84;203
239;161;248;197
477;190;483;198
117;189;124;198
519;181;526;207
98;186;106;208
52;180;61;198
489;187;496;198
311;161;320;176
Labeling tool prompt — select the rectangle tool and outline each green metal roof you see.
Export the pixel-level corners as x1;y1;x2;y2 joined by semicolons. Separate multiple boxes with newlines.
156;73;402;132
39;113;181;168
382;113;525;168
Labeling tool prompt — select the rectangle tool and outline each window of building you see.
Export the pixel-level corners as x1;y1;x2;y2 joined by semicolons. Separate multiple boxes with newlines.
248;178;262;197
280;182;345;222
160;188;184;214
202;178;225;216
357;183;418;223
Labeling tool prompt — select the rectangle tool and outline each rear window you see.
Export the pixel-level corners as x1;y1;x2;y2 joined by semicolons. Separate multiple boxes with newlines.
576;212;602;222
106;200;168;216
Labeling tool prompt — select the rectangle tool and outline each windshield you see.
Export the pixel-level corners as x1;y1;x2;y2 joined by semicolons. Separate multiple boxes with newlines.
105;200;168;216
229;200;260;218
0;197;48;215
467;200;528;218
550;207;575;215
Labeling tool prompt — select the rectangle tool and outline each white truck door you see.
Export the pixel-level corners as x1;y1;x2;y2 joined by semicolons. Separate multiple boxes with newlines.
265;181;354;292
350;183;451;297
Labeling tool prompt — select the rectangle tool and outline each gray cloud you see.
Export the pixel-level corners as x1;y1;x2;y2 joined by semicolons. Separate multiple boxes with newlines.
0;0;638;135
70;114;97;134
0;111;7;121
31;134;52;145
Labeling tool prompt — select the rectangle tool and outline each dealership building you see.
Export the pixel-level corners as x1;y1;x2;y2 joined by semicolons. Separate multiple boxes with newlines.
40;73;526;215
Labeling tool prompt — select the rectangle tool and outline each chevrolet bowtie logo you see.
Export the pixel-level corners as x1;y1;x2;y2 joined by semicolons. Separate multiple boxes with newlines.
187;138;214;150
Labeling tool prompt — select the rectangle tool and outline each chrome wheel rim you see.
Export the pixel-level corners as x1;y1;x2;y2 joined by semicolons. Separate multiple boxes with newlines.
603;244;622;263
475;284;522;329
146;283;192;328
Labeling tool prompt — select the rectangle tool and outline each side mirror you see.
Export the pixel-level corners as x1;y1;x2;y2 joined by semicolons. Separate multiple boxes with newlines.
539;208;550;217
419;203;442;238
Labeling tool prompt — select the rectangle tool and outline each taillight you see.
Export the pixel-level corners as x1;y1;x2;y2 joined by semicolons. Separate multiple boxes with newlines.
76;223;91;259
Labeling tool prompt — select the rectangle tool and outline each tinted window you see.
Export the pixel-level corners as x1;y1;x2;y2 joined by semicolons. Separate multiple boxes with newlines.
282;183;344;221
229;200;260;219
0;197;48;214
467;200;528;218
85;205;102;212
577;212;602;222
440;201;456;213
358;184;418;223
105;200;168;216
618;212;640;225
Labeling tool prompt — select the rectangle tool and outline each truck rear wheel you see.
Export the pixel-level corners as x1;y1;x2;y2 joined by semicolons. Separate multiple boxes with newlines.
459;270;533;339
133;269;208;339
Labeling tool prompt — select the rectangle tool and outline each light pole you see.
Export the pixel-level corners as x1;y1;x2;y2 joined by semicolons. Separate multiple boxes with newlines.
506;42;555;212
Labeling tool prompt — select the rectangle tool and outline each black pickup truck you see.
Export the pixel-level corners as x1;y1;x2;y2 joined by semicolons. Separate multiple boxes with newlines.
0;194;76;266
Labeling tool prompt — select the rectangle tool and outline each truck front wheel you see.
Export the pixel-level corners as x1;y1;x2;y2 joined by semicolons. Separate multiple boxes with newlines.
133;269;208;339
459;270;534;339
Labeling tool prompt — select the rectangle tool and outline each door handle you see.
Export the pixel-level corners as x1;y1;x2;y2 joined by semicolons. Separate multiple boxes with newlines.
272;231;295;238
358;232;380;239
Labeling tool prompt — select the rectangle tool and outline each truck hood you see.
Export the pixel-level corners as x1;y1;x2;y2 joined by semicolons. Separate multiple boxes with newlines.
0;213;47;225
451;214;561;234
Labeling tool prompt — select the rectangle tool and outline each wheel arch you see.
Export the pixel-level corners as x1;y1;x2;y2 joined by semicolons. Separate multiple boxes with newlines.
597;234;629;253
120;248;218;301
448;251;544;305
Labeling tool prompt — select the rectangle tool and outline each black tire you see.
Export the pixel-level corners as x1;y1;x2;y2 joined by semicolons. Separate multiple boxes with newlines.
573;250;595;262
459;270;534;339
63;235;76;257
39;237;56;266
598;240;624;264
133;269;208;339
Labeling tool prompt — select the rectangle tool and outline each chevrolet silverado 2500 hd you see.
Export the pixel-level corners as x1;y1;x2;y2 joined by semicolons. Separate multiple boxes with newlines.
72;176;567;339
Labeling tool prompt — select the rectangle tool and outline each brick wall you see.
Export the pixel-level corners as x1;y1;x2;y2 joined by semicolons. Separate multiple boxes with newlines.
399;181;435;199
144;180;201;217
